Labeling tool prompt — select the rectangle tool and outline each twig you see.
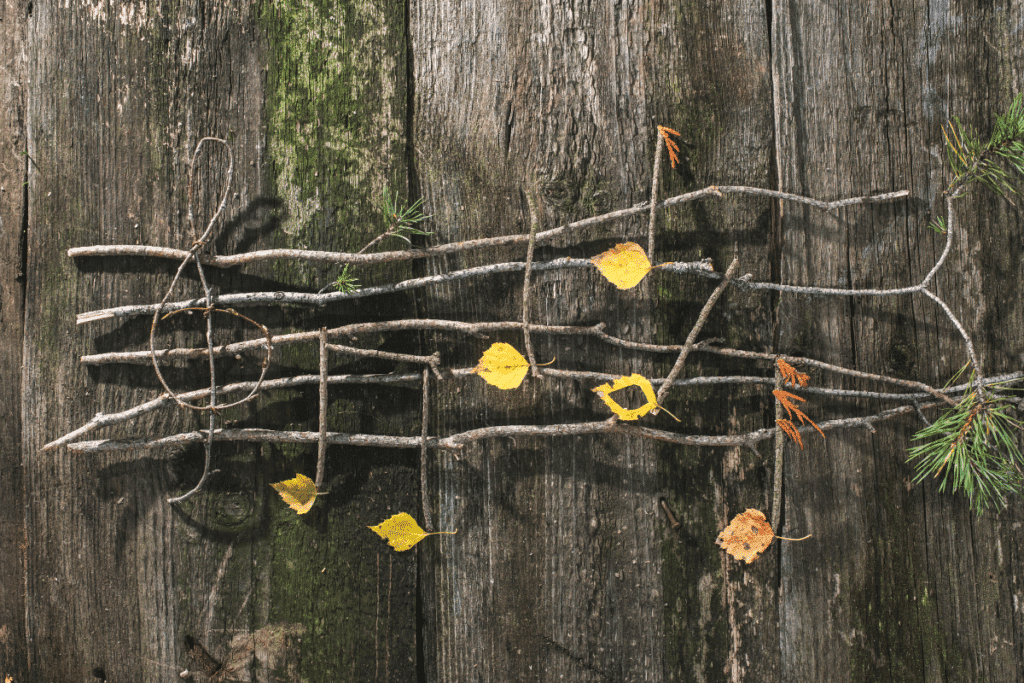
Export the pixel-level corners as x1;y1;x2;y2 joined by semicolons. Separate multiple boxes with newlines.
522;191;541;376
41;372;425;452
420;369;433;532
166;137;234;505
61;396;968;456
326;343;442;378
647;132;664;257
75;258;710;324
68;186;910;269
69;429;429;453
921;288;982;377
656;257;741;406
696;343;957;406
771;364;784;532
51;369;1022;453
316;328;328;490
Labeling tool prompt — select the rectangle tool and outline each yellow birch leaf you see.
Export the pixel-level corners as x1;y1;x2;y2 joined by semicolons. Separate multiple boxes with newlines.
591;242;652;289
715;509;810;564
592;373;659;421
368;512;457;552
474;342;530;390
271;473;319;515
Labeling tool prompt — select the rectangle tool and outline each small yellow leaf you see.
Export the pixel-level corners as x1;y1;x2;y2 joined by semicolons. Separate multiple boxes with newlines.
271;473;319;514
474;342;530;390
591;242;652;290
368;512;457;552
592;373;659;421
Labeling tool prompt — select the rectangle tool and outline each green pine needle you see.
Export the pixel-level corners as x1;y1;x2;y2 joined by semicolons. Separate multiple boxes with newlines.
907;379;1024;515
332;265;360;293
944;93;1024;200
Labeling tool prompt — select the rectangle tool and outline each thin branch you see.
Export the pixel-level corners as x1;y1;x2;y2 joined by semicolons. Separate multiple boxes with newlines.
51;368;1022;453
522;191;541;376
68;186;910;270
921;288;982;377
696;344;958;407
656;257;741;406
316;328;328;491
772;363;784;532
420;369;433;532
326;342;442;378
647;132;664;257
166;137;234;505
76;258;712;325
41;372;425;452
60;382;997;457
69;429;428;453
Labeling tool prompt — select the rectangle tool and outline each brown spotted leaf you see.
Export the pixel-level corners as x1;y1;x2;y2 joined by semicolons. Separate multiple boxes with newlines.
715;509;775;564
715;509;811;564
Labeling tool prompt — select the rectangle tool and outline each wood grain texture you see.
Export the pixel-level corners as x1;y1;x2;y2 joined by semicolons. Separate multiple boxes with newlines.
4;0;1024;681
0;0;26;677
773;1;1024;681
411;0;663;680
20;0;416;681
647;1;776;682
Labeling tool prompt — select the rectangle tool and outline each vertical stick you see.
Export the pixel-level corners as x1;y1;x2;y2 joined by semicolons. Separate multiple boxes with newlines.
522;191;541;376
771;361;784;533
647;132;665;257
316;327;328;490
420;369;434;532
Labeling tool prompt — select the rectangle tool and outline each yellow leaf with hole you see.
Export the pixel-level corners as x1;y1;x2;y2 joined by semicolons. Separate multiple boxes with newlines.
591;242;652;289
474;342;530;390
715;509;811;564
271;473;318;514
368;512;457;552
592;373;659;421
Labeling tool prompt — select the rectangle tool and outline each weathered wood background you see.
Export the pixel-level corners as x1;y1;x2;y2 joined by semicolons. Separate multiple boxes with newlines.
1;0;1022;681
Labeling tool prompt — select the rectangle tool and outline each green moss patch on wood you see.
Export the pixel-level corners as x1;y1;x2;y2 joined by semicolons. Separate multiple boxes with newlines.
259;0;409;286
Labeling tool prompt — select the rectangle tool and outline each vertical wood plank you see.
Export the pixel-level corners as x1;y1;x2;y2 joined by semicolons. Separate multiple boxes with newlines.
412;0;663;680
773;1;1024;680
647;1;776;680
21;0;416;681
0;0;27;678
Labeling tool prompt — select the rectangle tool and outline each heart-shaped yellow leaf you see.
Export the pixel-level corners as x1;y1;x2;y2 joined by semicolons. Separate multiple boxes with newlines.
368;512;457;552
271;473;319;514
474;342;530;390
591;242;652;289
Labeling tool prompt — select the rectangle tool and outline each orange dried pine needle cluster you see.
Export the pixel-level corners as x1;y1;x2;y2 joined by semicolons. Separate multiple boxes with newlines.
776;358;809;387
657;125;682;169
773;358;824;449
774;389;825;448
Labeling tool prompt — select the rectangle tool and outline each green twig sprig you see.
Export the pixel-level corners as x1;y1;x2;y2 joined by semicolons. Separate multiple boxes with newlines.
944;93;1024;201
322;185;433;294
907;368;1024;514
